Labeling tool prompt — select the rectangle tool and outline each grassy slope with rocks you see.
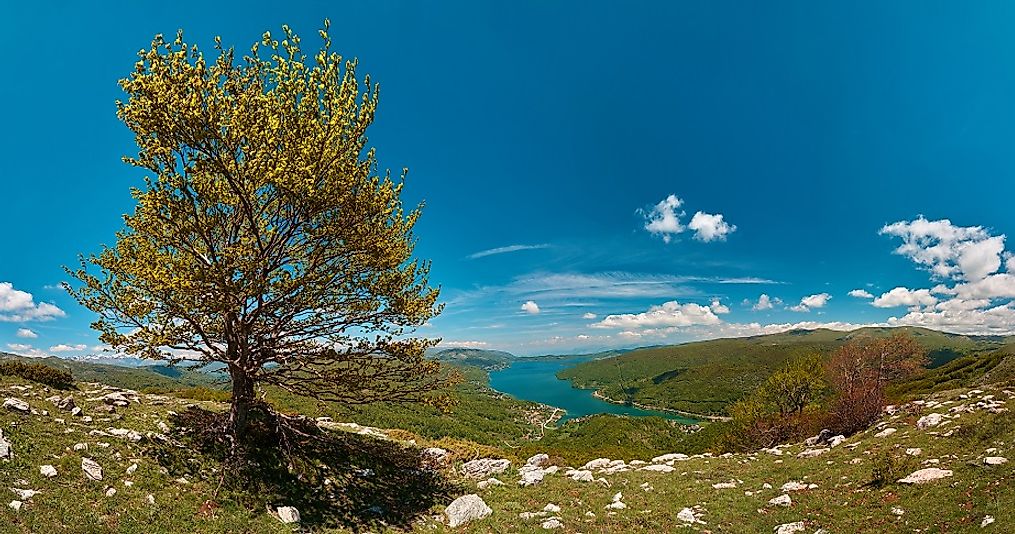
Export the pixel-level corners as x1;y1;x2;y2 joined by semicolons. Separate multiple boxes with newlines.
558;327;1009;416
2;372;1011;532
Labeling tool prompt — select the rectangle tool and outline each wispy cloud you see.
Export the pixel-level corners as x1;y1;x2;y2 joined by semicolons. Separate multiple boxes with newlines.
468;244;550;259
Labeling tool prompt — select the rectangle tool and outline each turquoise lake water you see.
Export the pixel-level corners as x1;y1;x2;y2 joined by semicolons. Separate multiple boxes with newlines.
488;356;698;424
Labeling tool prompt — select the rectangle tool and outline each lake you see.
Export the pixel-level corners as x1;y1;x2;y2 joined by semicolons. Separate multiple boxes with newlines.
488;356;698;424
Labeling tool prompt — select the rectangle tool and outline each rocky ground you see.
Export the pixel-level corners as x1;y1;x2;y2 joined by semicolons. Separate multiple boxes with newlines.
0;374;1012;533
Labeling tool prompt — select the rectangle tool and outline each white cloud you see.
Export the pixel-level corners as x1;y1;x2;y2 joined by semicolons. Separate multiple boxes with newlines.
881;216;1005;282
848;289;874;299
789;293;831;312
582;312;597;320
5;343;50;358
887;302;1015;335
0;282;66;322
872;287;938;309
468;244;550;259
592;300;722;330
688;211;737;242
710;299;730;314
642;195;685;243
16;328;38;339
521;300;541;314
751;294;777;311
49;344;88;353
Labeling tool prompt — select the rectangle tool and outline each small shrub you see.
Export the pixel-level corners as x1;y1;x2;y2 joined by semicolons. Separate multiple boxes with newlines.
869;451;909;487
0;360;74;389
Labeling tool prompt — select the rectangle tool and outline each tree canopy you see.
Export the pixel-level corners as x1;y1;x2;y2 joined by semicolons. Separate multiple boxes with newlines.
67;23;451;437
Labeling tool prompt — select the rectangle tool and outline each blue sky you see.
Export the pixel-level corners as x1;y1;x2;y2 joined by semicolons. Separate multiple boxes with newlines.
4;2;1015;357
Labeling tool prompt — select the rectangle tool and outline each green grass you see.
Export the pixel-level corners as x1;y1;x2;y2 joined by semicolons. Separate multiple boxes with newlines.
558;327;1005;416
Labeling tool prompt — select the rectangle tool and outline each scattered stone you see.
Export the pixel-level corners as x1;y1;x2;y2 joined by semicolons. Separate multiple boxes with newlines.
774;521;806;534
461;458;511;479
898;468;953;484
712;481;737;489
828;435;847;448
982;515;995;527
526;453;550;467
39;465;57;478
101;392;131;407
605;492;627;510
82;458;103;481
543;503;561;513
0;430;11;459
518;466;546;487
126;463;138;475
276;506;300;524
805;429;832;446
11;489;39;500
105;487;117;497
984;457;1008;466
651;453;688;463
3;398;30;413
146;494;156;505
797;448;829;458
917;413;944;429
477;477;504;490
892;507;905;516
57;396;75;411
677;507;705;524
582;458;612;470
541;517;563;529
107;428;143;442
780;481;816;492
8;500;22;512
640;464;675;473
768;494;792;507
444;494;492;528
421;447;450;467
905;448;922;456
565;469;594;482
157;421;170;433
874;428;897;438
73;442;88;451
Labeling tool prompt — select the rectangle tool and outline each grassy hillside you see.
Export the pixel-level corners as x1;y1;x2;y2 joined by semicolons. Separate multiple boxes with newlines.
0;353;219;391
558;327;1005;416
1;362;1011;532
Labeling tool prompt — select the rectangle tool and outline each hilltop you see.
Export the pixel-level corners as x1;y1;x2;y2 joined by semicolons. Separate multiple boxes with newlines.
557;327;1014;416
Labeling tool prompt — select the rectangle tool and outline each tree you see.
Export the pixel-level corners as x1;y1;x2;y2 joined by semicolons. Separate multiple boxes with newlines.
759;354;826;416
826;333;928;433
66;23;451;443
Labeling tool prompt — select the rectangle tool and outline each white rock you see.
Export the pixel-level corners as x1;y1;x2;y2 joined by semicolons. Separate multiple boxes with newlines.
892;507;905;516
605;501;627;510
105;487;116;497
768;494;792;507
712;481;737;489
146;494;155;505
11;488;39;500
677;507;704;524
39;465;57;478
640;464;675;473
543;503;561;513
982;515;995;527
984;456;1008;465
461;458;511;479
541;517;563;529
828;435;847;447
797;448;829;458
774;521;806;534
905;448;922;456
73;442;88;451
3;398;29;413
126;463;138;475
566;469;594;482
8;500;21;512
276;506;300;524
526;453;550;467
651;453;688;463
445;494;492;528
582;458;612;470
874;428;897;438
898;468;953;484
780;481;813;492
477;477;504;490
518;466;546;487
0;431;11;459
917;413;944;429
81;458;103;481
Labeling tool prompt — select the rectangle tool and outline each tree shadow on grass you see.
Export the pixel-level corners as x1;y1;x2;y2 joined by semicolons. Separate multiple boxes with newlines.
148;403;461;531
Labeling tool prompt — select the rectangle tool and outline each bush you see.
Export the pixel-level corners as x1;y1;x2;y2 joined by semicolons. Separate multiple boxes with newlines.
869;451;911;487
0;360;74;389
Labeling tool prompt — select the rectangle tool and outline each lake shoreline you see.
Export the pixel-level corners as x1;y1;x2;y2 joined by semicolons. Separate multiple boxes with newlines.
590;389;732;422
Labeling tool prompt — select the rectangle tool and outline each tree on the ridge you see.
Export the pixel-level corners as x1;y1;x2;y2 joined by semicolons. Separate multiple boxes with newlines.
826;333;928;433
66;23;450;443
759;354;826;416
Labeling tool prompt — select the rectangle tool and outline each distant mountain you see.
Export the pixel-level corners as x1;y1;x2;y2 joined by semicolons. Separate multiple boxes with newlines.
557;326;1011;417
0;352;219;391
429;347;516;371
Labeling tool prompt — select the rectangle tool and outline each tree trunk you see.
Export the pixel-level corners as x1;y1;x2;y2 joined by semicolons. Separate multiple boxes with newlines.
229;365;255;440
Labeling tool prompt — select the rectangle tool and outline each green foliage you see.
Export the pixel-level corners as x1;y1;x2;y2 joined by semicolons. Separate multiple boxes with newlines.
559;327;993;416
516;415;696;465
891;351;1009;396
757;354;826;415
429;348;515;371
0;360;74;389
868;450;912;487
